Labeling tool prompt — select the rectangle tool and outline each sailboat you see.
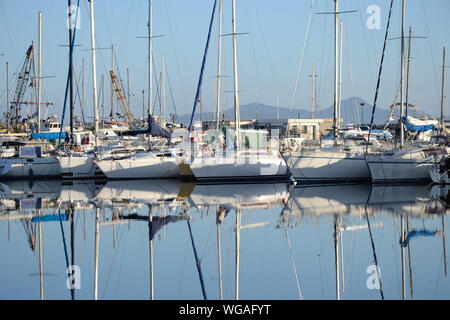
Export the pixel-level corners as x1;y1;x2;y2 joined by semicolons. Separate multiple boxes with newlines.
180;0;289;183
366;1;448;184
282;0;373;184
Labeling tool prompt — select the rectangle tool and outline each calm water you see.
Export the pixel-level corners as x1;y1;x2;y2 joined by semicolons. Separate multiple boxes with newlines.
0;179;449;300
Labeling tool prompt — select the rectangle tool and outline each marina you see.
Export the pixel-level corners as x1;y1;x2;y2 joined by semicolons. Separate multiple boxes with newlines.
0;0;449;301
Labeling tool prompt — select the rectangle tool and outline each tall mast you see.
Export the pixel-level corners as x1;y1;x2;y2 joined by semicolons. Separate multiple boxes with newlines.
338;20;343;129
406;26;412;118
162;55;166;124
311;63;316;119
399;0;405;148
232;0;241;149
441;46;446;131
6;62;9;132
148;0;153;117
68;0;74;139
89;0;100;148
333;0;339;143
37;11;42;133
110;44;114;121
216;0;223;130
82;58;85;120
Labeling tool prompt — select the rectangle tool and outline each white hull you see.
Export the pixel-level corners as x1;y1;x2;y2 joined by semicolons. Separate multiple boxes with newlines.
283;150;370;183
183;151;290;182
94;151;180;179
0;157;61;178
366;148;435;183
58;155;104;179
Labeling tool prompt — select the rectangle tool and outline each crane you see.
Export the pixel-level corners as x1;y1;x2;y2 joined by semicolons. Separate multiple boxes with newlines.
110;70;134;127
9;44;35;130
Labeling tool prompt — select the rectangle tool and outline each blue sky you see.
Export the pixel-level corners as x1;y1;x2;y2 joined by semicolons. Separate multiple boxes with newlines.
0;0;449;124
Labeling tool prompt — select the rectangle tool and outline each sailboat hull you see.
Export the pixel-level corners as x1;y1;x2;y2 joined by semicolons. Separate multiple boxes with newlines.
183;151;290;183
366;149;436;184
283;150;371;184
0;157;61;179
94;152;180;179
58;155;105;179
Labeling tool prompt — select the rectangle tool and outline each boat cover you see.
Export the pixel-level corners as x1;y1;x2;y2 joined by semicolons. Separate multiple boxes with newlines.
30;131;69;142
120;115;171;138
402;116;437;132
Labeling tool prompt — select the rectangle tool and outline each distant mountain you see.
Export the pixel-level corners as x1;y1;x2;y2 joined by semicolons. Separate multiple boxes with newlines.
176;96;395;126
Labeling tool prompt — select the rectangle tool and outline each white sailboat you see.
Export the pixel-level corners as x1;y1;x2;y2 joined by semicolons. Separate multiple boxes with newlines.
366;0;446;183
181;0;289;183
87;1;183;180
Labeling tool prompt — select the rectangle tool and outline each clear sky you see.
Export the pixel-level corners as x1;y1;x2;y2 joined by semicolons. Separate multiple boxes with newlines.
0;0;449;124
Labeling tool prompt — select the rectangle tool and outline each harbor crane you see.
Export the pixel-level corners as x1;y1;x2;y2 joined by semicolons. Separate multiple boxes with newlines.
9;44;35;129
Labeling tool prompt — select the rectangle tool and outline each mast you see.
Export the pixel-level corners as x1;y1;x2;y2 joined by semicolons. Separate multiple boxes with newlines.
441;46;446;131
110;44;114;121
88;0;100;149
310;63;317;119
406;26;412;118
37;11;42;133
68;0;74;139
338;20;343;129
82;58;85;123
162;55;166;124
399;0;405;148
232;0;241;149
6;61;9;132
216;0;223;130
333;0;339;143
149;0;153;117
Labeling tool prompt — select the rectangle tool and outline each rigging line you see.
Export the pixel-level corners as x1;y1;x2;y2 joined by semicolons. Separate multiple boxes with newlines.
188;0;218;132
0;0;18;67
364;207;384;300
165;66;178;117
101;222;127;300
420;0;441;102
58;0;80;146
356;0;375;87
162;0;188;109
72;66;87;128
316;0;330;115
253;1;279;95
365;0;395;157
244;0;263;108
284;226;303;300
152;53;162;117
187;220;208;300
290;0;316;112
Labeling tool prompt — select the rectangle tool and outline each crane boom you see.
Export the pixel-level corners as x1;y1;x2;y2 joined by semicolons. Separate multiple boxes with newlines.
110;70;133;126
9;44;35;129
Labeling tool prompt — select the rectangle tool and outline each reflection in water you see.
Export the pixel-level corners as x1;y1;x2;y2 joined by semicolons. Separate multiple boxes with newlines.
0;180;449;299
